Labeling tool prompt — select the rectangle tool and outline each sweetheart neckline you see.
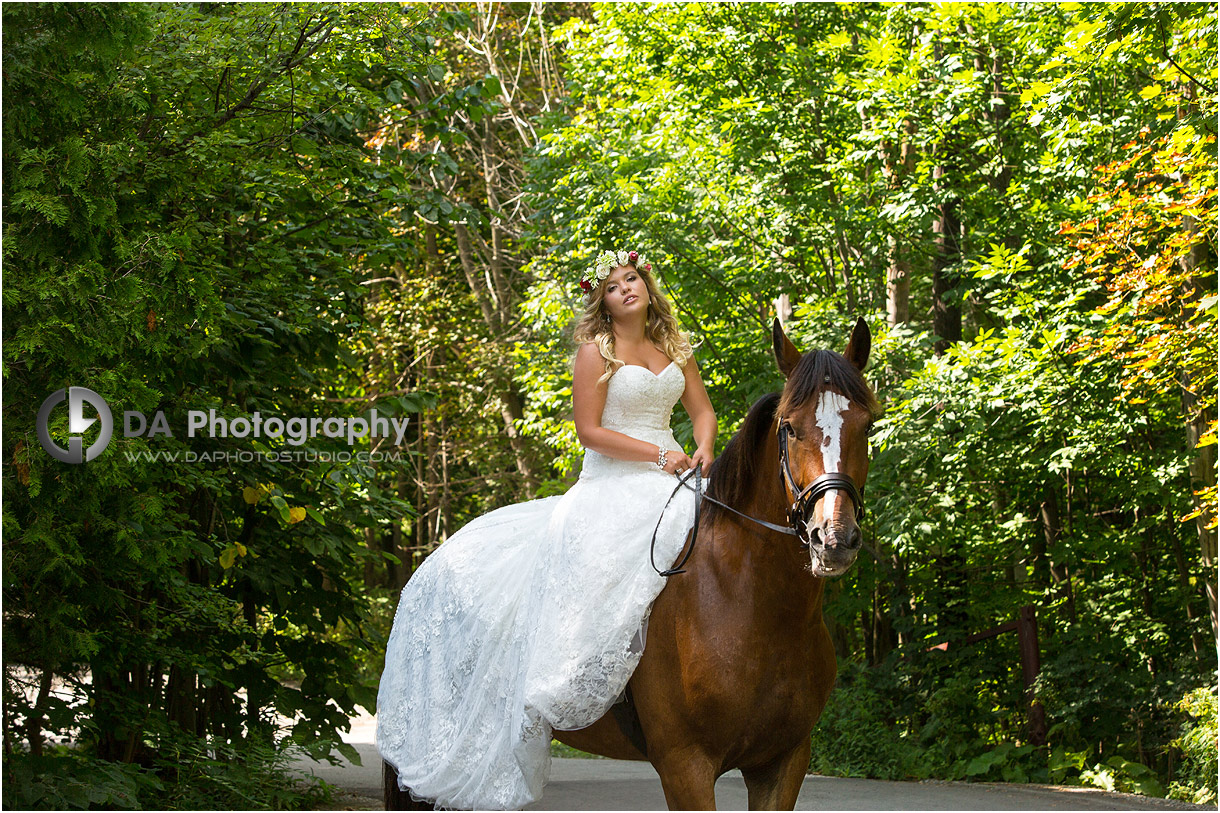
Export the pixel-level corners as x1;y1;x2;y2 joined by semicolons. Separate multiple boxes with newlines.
618;360;678;377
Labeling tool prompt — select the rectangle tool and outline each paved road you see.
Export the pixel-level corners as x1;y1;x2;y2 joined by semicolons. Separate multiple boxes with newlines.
291;721;1208;812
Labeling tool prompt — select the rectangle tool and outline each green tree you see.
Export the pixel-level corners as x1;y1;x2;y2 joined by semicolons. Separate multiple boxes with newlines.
521;0;1216;796
3;3;449;805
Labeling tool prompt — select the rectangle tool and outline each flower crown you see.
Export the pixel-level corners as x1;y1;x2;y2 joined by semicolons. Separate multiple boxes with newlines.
580;249;652;293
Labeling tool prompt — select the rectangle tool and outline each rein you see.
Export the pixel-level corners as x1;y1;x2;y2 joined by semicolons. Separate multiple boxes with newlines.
650;468;794;577
649;417;868;577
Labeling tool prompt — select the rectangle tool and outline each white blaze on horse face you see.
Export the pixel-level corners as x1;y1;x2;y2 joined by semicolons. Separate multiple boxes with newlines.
815;391;851;522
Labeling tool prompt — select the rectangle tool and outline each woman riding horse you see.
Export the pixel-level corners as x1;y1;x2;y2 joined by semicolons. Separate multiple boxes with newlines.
379;247;879;810
546;317;879;810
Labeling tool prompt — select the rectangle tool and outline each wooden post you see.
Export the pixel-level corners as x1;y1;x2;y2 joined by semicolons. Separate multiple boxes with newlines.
925;606;1050;747
1016;604;1047;746
384;761;432;811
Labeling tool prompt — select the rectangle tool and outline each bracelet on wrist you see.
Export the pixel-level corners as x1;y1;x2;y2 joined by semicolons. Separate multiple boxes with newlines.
657;446;668;469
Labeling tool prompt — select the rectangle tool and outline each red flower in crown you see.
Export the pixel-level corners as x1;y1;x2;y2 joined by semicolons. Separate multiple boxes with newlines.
628;251;639;263
579;278;593;292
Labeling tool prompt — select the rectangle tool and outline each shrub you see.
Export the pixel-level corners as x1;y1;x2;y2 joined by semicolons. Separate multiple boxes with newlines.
1169;684;1218;805
2;734;332;811
809;662;931;781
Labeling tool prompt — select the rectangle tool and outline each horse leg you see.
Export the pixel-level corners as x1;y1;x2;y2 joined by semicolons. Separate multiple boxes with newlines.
652;750;719;810
740;739;810;811
382;761;433;811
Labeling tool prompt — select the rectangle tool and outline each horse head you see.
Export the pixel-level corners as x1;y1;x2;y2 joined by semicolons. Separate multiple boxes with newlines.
772;318;879;578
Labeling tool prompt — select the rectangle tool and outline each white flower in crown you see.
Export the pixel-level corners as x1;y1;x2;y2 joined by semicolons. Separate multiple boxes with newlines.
579;249;653;293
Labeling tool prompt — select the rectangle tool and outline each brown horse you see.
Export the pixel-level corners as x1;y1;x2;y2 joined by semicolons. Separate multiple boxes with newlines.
386;317;879;810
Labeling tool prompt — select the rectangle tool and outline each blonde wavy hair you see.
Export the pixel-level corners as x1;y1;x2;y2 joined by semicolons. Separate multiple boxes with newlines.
572;261;693;384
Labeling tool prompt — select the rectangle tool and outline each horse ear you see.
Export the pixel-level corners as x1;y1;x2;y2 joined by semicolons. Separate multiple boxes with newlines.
843;317;871;371
772;318;802;378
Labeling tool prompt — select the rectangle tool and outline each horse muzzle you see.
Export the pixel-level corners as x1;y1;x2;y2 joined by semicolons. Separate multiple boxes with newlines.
807;521;862;577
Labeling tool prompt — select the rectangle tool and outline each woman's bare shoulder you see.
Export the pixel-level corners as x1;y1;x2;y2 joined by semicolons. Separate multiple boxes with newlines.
573;342;610;380
575;341;601;357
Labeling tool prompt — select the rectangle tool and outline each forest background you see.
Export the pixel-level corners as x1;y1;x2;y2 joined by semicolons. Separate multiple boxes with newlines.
3;2;1216;809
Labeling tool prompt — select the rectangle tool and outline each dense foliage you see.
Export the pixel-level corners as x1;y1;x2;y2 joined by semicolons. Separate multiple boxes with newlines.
3;1;1215;807
3;2;467;806
522;0;1217;800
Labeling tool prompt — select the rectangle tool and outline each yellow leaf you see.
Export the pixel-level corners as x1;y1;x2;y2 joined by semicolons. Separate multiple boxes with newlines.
1196;425;1217;448
288;506;307;524
1022;80;1055;106
243;487;262;505
1139;84;1162;100
827;31;851;48
220;548;236;569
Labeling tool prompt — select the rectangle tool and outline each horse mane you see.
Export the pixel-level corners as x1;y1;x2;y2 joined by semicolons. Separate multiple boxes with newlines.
777;349;881;419
704;350;881;519
704;392;781;519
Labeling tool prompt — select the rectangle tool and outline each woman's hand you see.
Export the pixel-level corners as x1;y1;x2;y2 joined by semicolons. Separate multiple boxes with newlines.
662;448;694;475
689;446;715;475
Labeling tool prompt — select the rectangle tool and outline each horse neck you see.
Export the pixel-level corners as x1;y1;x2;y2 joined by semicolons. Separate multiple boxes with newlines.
717;423;827;623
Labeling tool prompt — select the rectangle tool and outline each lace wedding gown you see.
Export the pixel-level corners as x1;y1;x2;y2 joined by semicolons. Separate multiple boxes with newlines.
377;361;697;810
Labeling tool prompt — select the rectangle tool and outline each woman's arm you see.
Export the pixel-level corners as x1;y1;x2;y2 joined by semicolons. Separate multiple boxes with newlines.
573;342;692;472
679;356;717;474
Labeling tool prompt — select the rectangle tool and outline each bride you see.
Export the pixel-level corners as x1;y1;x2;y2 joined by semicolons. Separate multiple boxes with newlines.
376;249;716;810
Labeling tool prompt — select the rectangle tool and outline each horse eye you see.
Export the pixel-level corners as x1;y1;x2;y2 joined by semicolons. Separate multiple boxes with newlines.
786;424;798;439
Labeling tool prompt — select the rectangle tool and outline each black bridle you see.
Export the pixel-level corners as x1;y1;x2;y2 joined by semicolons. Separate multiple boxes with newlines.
650;416;867;576
777;417;865;550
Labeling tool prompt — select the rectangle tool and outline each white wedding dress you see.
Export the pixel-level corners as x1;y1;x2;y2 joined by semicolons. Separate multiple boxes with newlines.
376;360;697;810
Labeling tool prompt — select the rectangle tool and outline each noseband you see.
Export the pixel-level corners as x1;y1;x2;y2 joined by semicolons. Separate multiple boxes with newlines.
777;417;865;550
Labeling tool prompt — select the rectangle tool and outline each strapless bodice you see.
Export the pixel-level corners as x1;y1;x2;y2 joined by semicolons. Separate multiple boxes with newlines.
579;361;686;479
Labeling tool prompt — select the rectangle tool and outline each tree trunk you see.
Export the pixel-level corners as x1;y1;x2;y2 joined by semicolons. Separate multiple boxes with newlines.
414;357;430;555
932;40;962;357
1183;381;1218;642
1168;516;1208;659
1175;82;1216;645
25;668;52;756
931;160;961;356
871;583;896;666
885;119;916;328
390;473;410;589
892;552;914;650
93;667;127;761
1038;481;1077;621
364;527;380;588
885;238;910;329
826;186;858;314
452;222;539;493
861;607;874;666
423;350;441;546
